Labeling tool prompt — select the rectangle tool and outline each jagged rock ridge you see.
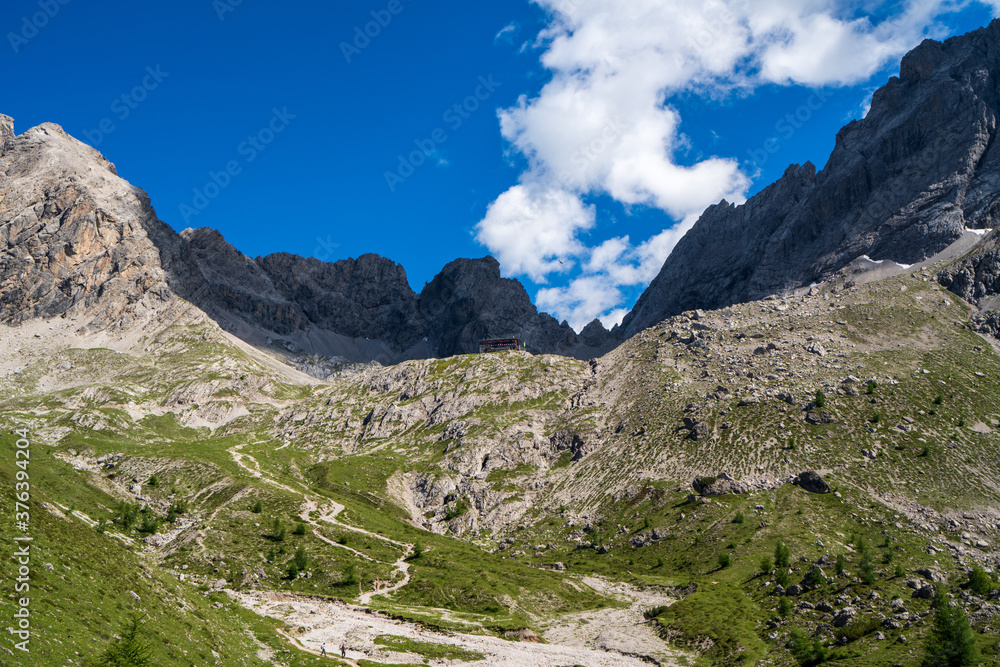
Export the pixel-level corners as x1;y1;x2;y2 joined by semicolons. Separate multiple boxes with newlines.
621;20;1000;338
0;118;613;364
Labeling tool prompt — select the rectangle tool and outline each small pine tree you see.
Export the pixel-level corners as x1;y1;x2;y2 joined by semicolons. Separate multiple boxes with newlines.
815;388;826;409
836;554;846;576
412;541;424;559
343;564;358;586
656;555;666;569
718;553;731;569
895;564;906;578
293;522;307;536
776;569;791;587
923;590;978;667
267;547;276;563
789;627;829;667
286;563;299;580
733;512;745;525
775;541;791;568
252;500;263;514
866;380;878;395
272;519;285;542
859;553;877;585
934;394;944;405
89;614;152;666
778;596;793;618
760;555;773;576
643;516;652;529
294;547;307;571
147;475;158;488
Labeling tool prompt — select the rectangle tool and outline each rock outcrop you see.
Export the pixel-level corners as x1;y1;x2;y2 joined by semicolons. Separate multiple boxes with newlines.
0;116;613;364
621;20;1000;338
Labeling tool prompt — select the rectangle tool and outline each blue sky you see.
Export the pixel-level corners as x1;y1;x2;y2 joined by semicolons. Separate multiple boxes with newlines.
2;0;997;330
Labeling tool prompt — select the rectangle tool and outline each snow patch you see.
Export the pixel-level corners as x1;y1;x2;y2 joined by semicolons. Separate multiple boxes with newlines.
857;255;912;270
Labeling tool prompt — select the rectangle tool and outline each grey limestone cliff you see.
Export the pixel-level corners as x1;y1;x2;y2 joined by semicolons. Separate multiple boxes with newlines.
0;115;612;364
621;20;1000;338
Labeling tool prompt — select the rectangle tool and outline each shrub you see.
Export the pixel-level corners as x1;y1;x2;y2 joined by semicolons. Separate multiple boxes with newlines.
251;500;263;514
137;514;159;536
883;550;894;564
95;519;107;534
644;516;652;529
147;475;158;488
117;502;139;530
789;628;830;666
968;565;996;596
760;556;773;576
895;564;906;578
718;553;731;569
412;541;424;559
293;522;307;536
871;412;881;424
835;554;846;576
866;380;878;395
342;564;358;586
814;389;826;409
934;395;944;405
656;555;666;569
834;616;880;643
733;512;745;525
778;596;792;618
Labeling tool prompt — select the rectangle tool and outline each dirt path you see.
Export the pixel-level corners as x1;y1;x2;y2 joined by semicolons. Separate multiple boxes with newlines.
237;590;679;666
229;445;413;604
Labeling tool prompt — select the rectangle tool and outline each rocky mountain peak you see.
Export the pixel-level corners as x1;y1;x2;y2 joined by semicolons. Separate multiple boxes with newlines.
620;19;1000;338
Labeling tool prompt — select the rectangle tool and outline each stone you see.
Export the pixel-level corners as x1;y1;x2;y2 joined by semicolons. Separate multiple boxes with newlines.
833;607;856;627
793;471;832;494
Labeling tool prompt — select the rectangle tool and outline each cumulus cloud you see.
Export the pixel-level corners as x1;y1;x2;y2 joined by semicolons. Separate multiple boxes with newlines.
474;0;1000;330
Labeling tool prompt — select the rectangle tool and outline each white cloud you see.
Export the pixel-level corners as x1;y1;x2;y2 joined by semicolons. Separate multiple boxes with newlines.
475;185;594;282
495;22;519;44
476;0;1000;330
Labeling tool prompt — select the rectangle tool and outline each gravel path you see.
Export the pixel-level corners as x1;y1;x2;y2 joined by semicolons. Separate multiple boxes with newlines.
236;590;681;666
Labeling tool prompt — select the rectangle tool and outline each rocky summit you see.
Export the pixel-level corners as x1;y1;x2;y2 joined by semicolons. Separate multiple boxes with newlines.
621;20;1000;339
0;120;612;369
4;19;1000;667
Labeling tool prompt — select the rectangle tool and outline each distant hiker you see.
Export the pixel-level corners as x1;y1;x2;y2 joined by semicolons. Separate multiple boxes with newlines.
320;642;326;656
340;643;347;657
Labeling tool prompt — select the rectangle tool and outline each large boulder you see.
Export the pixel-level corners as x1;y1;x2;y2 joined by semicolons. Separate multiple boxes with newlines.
793;471;832;494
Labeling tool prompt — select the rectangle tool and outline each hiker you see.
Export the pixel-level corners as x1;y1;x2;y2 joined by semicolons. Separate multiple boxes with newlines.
340;643;347;658
320;642;326;657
